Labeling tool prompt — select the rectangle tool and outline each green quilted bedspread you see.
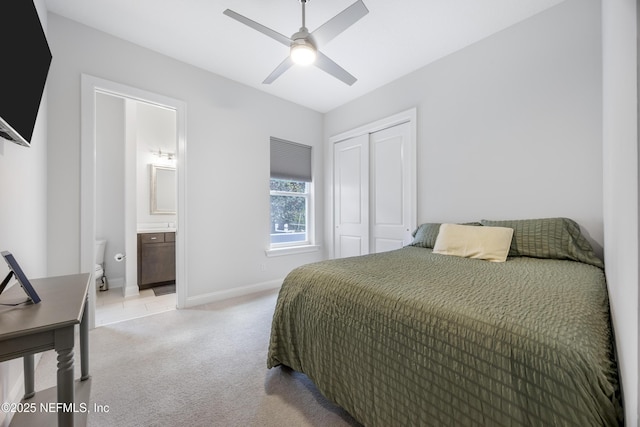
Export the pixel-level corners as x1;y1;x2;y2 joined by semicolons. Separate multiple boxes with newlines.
267;247;622;426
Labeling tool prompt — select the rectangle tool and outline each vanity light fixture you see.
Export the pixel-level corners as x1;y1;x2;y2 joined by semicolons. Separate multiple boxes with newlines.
152;149;176;160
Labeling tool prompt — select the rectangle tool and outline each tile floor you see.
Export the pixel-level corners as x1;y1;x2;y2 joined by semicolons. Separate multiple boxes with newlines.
95;286;176;327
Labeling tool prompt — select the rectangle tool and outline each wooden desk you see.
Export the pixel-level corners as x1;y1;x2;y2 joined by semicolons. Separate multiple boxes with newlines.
0;273;91;427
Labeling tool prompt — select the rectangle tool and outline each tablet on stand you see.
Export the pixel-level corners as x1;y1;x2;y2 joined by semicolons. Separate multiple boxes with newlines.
0;251;41;304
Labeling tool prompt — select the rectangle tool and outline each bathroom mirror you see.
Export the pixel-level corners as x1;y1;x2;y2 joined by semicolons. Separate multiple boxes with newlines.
151;164;176;214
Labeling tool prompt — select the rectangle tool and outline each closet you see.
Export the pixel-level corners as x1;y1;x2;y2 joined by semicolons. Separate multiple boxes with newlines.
333;115;415;259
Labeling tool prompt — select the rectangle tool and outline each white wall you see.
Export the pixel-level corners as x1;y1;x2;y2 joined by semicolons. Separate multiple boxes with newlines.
602;0;639;424
325;0;603;256
325;0;640;422
136;102;177;228
96;92;126;286
35;0;640;422
46;14;324;305
0;2;49;424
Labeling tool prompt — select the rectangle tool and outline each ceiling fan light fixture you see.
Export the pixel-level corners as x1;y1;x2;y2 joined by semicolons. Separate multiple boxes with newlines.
224;0;368;84
290;39;316;66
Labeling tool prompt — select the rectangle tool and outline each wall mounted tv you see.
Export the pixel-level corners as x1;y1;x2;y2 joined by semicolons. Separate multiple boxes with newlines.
0;0;52;147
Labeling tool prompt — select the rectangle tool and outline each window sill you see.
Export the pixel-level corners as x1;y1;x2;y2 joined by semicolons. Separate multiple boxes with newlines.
265;245;321;257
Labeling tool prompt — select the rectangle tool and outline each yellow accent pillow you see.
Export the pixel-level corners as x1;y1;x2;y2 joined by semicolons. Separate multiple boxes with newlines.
432;223;514;262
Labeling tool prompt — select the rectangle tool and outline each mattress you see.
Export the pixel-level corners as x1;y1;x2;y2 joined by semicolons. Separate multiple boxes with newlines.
267;246;622;426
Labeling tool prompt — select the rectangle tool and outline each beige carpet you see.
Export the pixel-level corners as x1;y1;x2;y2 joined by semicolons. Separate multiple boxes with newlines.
34;290;361;427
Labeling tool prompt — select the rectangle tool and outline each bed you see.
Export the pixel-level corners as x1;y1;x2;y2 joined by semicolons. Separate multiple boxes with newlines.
267;218;623;426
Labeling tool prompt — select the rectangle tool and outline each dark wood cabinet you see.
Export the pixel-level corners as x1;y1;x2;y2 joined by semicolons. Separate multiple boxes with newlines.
137;232;176;289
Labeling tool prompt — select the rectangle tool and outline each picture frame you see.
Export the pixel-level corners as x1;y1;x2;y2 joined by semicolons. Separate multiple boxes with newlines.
0;251;41;304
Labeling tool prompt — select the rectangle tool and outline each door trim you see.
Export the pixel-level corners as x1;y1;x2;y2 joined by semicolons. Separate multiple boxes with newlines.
80;74;188;329
329;108;417;144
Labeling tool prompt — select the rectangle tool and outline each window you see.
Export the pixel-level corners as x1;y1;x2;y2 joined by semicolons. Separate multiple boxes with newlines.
270;179;309;245
270;138;312;248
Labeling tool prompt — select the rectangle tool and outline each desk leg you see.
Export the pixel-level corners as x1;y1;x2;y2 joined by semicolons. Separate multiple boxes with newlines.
23;354;35;399
56;328;75;427
80;296;89;381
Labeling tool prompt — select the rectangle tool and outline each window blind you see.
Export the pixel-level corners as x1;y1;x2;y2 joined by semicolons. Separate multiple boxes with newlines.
270;137;312;182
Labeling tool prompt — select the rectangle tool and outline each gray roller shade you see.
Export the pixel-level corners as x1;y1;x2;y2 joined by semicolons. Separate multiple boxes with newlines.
270;137;312;182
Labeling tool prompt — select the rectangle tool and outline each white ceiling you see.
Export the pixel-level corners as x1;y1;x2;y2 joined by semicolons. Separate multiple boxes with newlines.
44;0;565;113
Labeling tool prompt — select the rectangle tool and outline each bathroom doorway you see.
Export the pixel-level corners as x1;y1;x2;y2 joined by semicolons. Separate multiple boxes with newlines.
95;93;177;325
80;75;187;329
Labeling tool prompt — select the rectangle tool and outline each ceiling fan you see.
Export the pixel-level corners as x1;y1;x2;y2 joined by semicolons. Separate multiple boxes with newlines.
223;0;369;86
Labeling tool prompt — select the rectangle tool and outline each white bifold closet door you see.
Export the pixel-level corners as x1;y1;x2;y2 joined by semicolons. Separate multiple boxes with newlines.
334;121;413;258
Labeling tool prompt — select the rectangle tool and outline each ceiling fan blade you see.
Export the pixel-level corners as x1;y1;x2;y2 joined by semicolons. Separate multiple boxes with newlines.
223;9;292;47
311;0;369;47
263;56;294;84
314;52;357;86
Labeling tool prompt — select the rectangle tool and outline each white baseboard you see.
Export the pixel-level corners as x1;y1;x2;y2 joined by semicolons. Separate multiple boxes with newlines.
102;276;139;297
105;277;124;289
0;354;42;427
0;379;21;427
184;279;282;308
123;281;139;298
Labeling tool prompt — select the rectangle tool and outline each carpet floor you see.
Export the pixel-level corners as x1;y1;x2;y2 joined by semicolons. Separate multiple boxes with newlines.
34;289;360;427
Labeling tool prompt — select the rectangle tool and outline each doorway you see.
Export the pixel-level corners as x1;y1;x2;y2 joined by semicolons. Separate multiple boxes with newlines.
80;75;187;329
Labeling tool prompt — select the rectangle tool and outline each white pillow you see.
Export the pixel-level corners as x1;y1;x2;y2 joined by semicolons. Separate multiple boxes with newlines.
432;223;514;262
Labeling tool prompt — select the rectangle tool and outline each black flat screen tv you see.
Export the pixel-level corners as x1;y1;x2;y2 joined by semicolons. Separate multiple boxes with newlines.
0;0;52;147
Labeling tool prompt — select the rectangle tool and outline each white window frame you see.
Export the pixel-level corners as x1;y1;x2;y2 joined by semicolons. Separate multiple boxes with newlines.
269;180;310;248
266;180;319;257
267;137;320;257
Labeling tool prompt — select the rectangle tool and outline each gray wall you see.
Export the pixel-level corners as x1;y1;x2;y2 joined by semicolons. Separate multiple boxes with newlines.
325;0;603;256
46;14;325;303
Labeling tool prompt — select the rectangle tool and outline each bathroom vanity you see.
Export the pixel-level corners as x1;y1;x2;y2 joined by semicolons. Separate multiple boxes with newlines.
137;231;175;289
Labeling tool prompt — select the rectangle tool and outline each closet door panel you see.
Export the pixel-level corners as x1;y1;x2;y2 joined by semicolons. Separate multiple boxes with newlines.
334;134;369;258
371;122;413;253
372;134;403;224
333;115;415;259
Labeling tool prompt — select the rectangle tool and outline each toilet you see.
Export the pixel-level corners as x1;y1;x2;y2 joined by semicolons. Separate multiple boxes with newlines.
95;239;108;291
